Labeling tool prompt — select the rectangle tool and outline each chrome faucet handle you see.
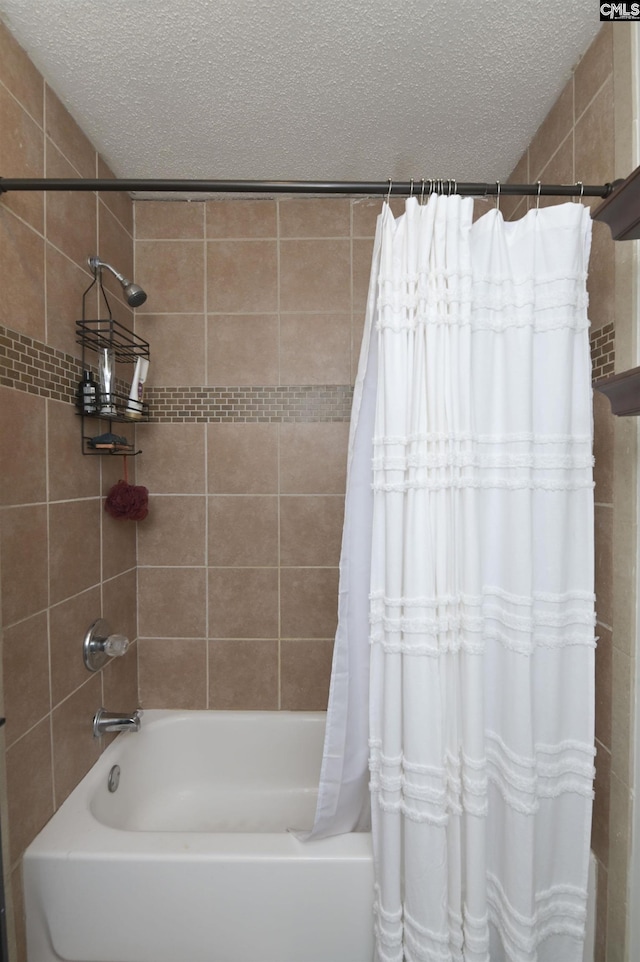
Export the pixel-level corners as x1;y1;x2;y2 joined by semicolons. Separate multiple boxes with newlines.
84;619;130;672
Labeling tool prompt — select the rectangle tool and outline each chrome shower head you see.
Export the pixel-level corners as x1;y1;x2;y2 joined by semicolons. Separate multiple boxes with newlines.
89;256;147;308
122;282;147;307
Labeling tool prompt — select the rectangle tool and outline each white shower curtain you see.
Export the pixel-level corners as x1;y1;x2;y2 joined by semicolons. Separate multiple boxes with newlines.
309;194;596;962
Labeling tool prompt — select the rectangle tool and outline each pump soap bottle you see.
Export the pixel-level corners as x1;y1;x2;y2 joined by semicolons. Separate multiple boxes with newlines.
77;370;98;415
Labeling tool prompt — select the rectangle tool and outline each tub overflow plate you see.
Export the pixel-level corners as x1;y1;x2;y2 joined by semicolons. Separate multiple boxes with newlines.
108;764;120;793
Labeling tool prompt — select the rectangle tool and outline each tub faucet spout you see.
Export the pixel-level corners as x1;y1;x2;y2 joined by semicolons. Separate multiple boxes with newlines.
93;707;143;737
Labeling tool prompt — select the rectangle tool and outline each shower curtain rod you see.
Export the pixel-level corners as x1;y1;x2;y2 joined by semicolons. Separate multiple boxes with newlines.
0;177;617;198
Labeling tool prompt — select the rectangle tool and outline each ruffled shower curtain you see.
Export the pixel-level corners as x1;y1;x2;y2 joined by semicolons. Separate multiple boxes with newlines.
308;195;596;962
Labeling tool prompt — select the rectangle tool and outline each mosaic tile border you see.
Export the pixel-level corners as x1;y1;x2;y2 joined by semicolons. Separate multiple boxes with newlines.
0;325;354;422
0;325;82;403
145;385;353;422
591;323;615;382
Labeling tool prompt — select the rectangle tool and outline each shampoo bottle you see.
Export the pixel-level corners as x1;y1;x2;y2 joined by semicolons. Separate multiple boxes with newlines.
126;357;149;419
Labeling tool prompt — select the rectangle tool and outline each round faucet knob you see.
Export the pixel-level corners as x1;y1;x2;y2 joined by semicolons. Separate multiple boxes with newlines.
103;634;130;657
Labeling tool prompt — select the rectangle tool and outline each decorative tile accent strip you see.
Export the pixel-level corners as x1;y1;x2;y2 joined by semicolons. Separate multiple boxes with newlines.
0;327;354;422
145;385;354;422
590;323;615;382
0;324;83;403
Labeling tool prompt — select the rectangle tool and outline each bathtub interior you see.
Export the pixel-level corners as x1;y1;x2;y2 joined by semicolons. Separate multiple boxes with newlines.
90;709;326;832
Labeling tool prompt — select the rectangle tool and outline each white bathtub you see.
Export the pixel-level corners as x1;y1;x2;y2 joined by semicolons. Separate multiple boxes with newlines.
24;710;374;962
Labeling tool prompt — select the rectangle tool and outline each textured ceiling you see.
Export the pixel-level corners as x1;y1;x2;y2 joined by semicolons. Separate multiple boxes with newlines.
0;0;602;191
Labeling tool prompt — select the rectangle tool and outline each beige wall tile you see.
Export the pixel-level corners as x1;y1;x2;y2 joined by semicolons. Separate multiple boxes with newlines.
135;314;206;386
45;85;96;177
0;388;46;506
209;639;278;709
102;637;139;714
138;422;206;493
102;569;137;650
97;204;135;305
0;207;45;340
11;862;26;962
208;496;278;566
48;397;100;501
135;200;205;239
0;80;44;231
0;503;48;626
138;567;207;638
98;157;133;235
593;379;615;511
536;135;574;209
206;240;278;313
45;244;93;357
528;78;574;182
45;144;97;269
592;740;611;868
138;638;207;708
280;567;339;639
3;611;50;746
279;314;351;385
280;422;349;494
207;315;279;385
280;639;334;710
51;674;102;807
208;568;278;639
595;861;608;960
49;586;101;706
6;718;53;863
280;496;344;567
135;240;205;314
101;506;137;582
280;239;350;313
352;199;382;238
574;78;615;189
49;499;101;605
0;19;43;124
207;422;278;494
279;199;350;237
504;151;529;222
137;495;206;566
575;25;613;121
205;200;276;239
595;625;612;751
610;647;633;786
352;237;374;314
595;505;613;628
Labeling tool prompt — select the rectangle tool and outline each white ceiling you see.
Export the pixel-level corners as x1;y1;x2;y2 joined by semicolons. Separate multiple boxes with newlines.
0;0;603;192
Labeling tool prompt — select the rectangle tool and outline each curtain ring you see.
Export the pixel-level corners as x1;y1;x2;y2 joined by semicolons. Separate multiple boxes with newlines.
536;181;542;209
386;178;393;204
429;179;435;195
575;181;584;203
495;181;501;211
409;178;414;197
420;179;426;205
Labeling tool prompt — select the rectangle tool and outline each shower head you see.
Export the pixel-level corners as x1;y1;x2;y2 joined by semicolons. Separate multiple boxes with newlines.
89;256;147;308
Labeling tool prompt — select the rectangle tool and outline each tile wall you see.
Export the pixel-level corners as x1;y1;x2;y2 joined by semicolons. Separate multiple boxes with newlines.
132;196;385;710
0;19;138;959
